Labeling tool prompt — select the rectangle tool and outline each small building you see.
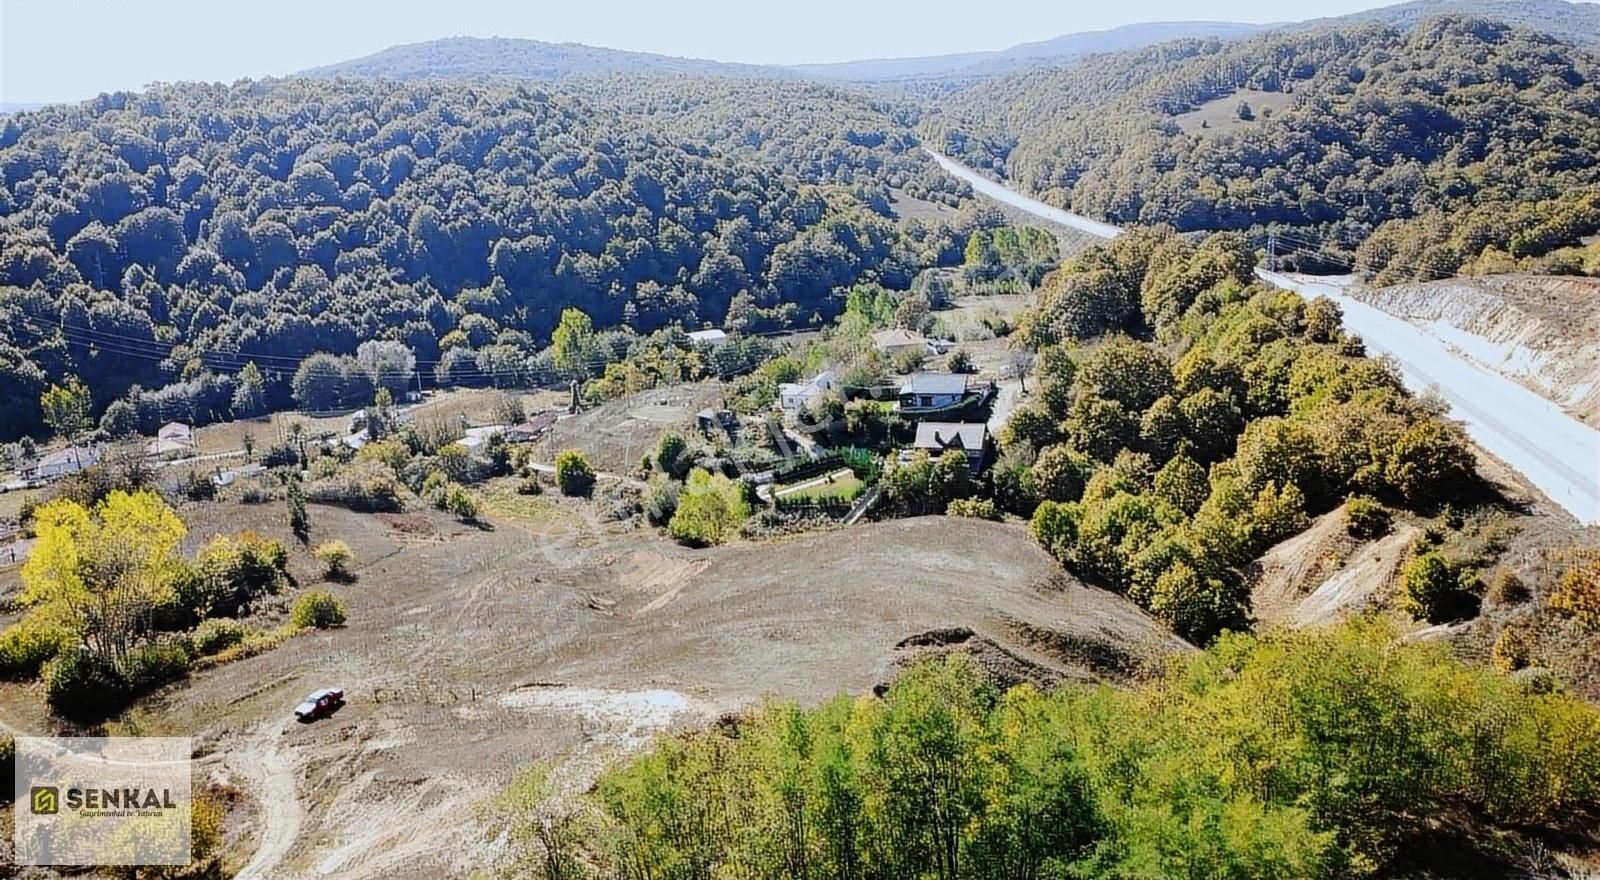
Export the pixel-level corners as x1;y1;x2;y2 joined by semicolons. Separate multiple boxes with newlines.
872;328;928;356
899;373;969;412
687;329;729;348
912;422;990;474
29;446;101;481
460;425;507;453
696;408;737;438
212;463;267;488
778;371;838;415
145;437;194;459
504;412;558;444
158;422;194;444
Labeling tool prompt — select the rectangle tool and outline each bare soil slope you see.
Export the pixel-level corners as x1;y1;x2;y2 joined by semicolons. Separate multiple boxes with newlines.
1251;505;1419;628
105;511;1180;879
1356;275;1600;427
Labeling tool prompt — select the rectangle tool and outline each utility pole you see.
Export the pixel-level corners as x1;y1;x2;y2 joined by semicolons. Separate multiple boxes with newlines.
1266;230;1278;273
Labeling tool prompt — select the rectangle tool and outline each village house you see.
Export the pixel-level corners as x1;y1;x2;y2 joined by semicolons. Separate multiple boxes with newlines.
158;422;194;444
871;327;928;357
898;373;969;412
777;370;838;416
503;412;559;444
686;328;729;348
28;446;101;481
911;422;990;474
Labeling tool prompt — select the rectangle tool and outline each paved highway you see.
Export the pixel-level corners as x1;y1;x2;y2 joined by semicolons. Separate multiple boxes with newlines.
929;150;1600;525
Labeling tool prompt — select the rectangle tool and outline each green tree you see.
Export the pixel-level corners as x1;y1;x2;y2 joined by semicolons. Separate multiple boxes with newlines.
1152;453;1209;516
232;361;267;417
668;469;750;546
40;377;91;441
290;590;347;629
1030;445;1091;503
554;449;596;496
1398;552;1480;624
551;308;596;382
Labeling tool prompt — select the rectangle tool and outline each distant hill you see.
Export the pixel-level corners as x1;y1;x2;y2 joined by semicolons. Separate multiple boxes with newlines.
1311;0;1600;46
787;22;1264;83
924;15;1600;248
300;36;789;81
300;2;1600;88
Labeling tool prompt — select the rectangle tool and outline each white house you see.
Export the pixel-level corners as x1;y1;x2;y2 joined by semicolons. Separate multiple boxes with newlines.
145;437;193;459
30;446;101;480
778;371;838;415
899;373;969;412
871;328;928;357
687;329;729;348
158;422;194;444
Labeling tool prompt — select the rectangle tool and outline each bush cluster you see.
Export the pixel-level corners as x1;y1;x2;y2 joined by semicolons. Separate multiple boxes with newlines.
507;621;1600;878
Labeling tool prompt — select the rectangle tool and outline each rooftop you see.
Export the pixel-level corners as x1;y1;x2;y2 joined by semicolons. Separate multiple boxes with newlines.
913;422;988;451
900;372;969;397
872;327;926;348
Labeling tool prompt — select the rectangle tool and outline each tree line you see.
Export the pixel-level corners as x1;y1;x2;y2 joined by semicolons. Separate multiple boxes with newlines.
0;77;967;439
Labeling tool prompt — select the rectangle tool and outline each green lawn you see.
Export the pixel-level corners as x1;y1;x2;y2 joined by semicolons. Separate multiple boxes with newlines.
775;470;864;504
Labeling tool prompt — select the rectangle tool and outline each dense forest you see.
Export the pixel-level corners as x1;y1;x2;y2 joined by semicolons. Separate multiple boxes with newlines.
0;78;966;438
924;17;1600;268
493;623;1600;878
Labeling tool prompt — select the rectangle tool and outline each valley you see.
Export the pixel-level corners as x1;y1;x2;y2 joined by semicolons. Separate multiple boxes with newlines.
2;1;1600;877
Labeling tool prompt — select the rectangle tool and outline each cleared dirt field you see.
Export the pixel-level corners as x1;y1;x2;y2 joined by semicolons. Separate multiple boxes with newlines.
5;505;1182;879
540;381;727;473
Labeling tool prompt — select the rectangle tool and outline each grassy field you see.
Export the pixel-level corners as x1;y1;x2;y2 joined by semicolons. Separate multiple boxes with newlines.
775;469;864;503
1174;88;1296;136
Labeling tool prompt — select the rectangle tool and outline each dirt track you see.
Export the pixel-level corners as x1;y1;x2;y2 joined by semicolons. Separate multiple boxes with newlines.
102;506;1182;878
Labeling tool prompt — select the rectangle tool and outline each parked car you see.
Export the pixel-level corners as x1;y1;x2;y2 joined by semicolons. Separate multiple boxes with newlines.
294;687;345;722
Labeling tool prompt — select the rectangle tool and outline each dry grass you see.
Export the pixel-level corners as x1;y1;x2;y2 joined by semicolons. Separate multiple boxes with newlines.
1174;88;1296;136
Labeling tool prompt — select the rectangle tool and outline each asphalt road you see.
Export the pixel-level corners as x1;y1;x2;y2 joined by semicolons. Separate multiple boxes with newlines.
929;151;1600;525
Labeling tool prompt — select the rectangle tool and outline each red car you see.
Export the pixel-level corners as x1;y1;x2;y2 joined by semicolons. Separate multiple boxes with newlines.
293;687;345;722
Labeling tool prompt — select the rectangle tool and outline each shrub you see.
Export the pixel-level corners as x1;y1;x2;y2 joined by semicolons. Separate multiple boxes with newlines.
441;484;478;520
181;469;217;502
1491;626;1532;674
44;649;126;720
645;478;680;526
191;619;248;656
668;470;750;547
1398;552;1481;624
516;476;543;496
1549;557;1600;632
181;533;289;619
554;449;596;496
1344;495;1392;539
1487;569;1530;605
121;641;192;693
314;540;355;579
306;460;404;512
0;618;70;680
654;431;692;480
291;591;348;630
946;498;1000;520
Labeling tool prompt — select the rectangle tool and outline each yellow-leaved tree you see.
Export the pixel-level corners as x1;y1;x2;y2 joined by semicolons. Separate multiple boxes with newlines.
21;490;187;663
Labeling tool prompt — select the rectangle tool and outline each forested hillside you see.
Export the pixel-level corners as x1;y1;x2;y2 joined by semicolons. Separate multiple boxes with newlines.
787;21;1264;84
1311;0;1600;48
301;36;788;81
0;79;960;438
924;16;1600;266
566;76;962;205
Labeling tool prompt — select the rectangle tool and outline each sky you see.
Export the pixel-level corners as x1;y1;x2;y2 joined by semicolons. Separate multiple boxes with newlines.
0;0;1594;103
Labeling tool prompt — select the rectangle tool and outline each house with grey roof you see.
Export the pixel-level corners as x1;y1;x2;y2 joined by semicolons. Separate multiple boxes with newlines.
911;422;991;474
